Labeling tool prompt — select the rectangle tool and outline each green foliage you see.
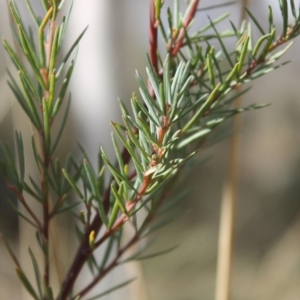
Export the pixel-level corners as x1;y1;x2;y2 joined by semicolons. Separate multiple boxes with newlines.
1;0;300;299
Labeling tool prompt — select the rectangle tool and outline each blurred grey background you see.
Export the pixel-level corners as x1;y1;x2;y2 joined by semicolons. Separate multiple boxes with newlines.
1;0;300;299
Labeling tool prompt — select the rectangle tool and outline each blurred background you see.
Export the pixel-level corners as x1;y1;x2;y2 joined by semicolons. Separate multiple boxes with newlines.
1;0;300;299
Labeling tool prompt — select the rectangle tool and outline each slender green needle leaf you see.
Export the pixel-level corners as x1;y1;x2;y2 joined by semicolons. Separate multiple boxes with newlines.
37;156;56;191
122;116;151;160
290;0;297;18
118;98;129;117
101;147;137;191
258;28;276;60
3;40;38;91
16;268;39;300
175;94;207;124
44;285;54;300
111;182;128;216
51;94;71;154
132;96;159;131
84;159;108;226
279;0;288;37
173;0;179;28
58;0;74;49
52;0;58;19
22;181;43;202
48;71;56;112
268;5;274;33
42;97;51;154
209;51;223;84
58;26;88;73
111;133;129;198
85;278;136;300
220;62;239;91
7;64;38;103
41;0;49;11
170;60;185;96
8;1;23;26
247;22;254;64
62;168;84;199
35;231;46;254
145;210;182;236
18;71;42;129
137;87;161;126
230;20;241;38
61;154;81;194
31;137;41;171
7;79;31;119
111;133;125;173
0;234;21;268
55;200;81;215
245;7;266;35
194;13;230;37
108;201;120;229
163;55;171;109
247;60;290;80
268;41;293;61
38;6;54;67
216;86;252;109
136;71;162;112
238;36;249;74
236;30;248;47
127;115;158;147
252;32;272;58
28;248;43;299
28;176;42;196
111;122;144;175
134;245;178;260
25;0;40;27
121;239;157;263
49;26;60;77
197;1;237;11
183;83;221;132
177;128;212;149
15;132;25;182
99;235;115;271
206;52;215;89
208;16;233;68
96;165;106;198
0;143;20;187
52;62;74;118
7;200;38;229
17;25;41;73
167;7;173;37
158;16;168;43
146;67;163;112
86;251;98;276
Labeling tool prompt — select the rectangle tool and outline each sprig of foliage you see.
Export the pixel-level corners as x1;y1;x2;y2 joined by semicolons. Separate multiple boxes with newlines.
1;0;300;299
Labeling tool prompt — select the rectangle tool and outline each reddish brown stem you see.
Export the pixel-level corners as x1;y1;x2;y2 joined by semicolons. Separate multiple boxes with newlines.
42;173;50;288
149;0;159;97
149;0;158;73
58;187;110;300
7;185;42;230
40;133;51;292
73;234;139;299
171;0;200;56
58;149;130;300
73;173;177;299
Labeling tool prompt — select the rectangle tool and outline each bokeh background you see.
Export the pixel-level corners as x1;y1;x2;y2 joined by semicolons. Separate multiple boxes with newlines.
1;0;300;299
